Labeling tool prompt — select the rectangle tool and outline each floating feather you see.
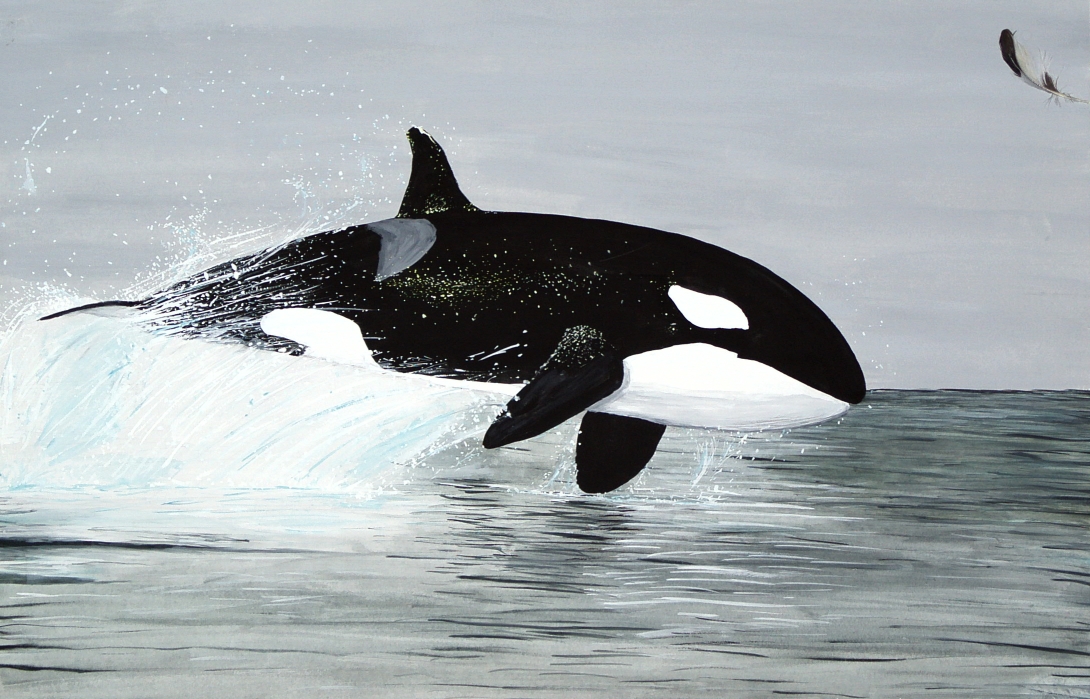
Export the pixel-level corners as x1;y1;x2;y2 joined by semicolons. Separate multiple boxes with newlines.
999;29;1088;104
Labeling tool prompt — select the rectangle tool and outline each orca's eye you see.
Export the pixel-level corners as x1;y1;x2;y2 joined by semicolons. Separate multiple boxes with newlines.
668;285;749;330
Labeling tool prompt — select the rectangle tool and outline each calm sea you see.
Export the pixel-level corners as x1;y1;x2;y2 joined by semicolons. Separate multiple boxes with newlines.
0;318;1087;698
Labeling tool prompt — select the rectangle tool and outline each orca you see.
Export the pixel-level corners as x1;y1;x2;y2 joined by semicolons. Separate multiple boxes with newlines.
42;128;866;493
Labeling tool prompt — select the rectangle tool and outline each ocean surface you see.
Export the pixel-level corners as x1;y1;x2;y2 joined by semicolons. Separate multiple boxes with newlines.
0;316;1087;698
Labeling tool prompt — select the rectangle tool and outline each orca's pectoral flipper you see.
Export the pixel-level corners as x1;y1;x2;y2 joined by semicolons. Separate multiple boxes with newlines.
397;127;480;218
576;412;665;493
483;326;624;449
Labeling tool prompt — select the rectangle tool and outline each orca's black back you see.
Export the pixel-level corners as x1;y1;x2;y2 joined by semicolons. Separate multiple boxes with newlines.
142;211;865;403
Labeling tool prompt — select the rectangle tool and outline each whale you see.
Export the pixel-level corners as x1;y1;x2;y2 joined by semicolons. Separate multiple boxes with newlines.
42;127;866;493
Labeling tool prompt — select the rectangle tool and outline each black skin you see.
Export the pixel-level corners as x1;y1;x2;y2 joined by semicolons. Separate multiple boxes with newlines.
141;211;866;405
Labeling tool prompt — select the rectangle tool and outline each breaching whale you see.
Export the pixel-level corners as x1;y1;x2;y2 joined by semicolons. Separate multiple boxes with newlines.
43;127;865;493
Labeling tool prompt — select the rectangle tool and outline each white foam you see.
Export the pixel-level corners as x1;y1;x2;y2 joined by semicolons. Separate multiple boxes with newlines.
0;314;507;491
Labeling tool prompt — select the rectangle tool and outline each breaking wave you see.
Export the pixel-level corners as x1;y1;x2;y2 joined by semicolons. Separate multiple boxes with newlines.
0;310;508;492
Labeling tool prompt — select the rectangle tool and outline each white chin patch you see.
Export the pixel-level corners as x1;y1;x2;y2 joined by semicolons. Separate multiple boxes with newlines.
668;285;749;330
260;308;379;368
592;343;847;432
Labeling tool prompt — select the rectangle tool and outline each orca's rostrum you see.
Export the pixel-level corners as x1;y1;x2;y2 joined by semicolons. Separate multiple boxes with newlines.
43;128;866;493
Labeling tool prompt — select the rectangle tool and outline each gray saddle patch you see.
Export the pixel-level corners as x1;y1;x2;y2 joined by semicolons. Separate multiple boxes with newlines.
367;218;437;281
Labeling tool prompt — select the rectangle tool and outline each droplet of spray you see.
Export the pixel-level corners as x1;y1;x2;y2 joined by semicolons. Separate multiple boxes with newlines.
22;160;36;195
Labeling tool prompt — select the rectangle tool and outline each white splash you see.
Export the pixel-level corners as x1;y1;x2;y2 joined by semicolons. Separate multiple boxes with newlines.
21;159;36;195
0;313;506;492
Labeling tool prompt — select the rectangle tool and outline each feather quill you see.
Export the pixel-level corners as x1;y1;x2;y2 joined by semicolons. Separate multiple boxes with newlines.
999;29;1087;104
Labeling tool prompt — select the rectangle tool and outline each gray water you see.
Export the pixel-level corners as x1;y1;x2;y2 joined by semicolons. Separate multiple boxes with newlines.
0;390;1087;698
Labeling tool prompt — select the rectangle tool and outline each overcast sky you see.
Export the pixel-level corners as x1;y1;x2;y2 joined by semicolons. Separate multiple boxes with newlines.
1;1;1087;389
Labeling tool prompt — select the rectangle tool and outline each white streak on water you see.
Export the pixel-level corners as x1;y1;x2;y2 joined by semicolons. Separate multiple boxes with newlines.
21;158;36;195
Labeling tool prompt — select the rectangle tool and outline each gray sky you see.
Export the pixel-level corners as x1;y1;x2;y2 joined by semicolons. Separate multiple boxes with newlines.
1;1;1087;389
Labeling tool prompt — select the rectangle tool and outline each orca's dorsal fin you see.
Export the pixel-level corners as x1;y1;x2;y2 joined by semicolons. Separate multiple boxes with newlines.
397;127;480;218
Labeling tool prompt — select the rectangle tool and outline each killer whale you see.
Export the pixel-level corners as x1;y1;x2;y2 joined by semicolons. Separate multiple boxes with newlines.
43;127;865;493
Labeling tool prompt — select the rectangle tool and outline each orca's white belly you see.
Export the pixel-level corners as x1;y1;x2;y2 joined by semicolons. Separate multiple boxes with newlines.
592;343;847;432
260;310;848;432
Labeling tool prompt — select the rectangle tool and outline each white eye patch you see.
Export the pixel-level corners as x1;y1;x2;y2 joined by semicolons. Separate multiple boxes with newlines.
668;285;749;330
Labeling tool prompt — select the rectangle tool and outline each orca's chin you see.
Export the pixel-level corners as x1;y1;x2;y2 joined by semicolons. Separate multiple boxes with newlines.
701;329;866;407
824;363;867;405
